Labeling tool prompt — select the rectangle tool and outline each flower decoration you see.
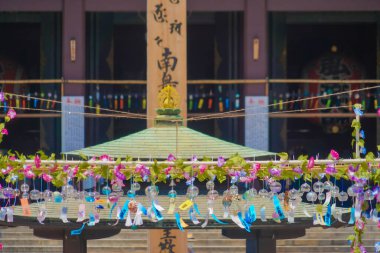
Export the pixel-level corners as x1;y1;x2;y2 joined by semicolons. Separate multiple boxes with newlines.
41;173;53;183
330;149;339;160
293;166;303;174
6;109;16;120
0;92;4;102
325;164;337;175
199;164;207;174
1;128;8;135
307;156;315;169
114;164;126;180
100;154;111;162
34;155;41;168
269;167;281;177
167;154;176;162
217;156;225;167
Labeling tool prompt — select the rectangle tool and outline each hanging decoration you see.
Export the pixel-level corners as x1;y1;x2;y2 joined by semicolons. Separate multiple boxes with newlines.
0;104;377;253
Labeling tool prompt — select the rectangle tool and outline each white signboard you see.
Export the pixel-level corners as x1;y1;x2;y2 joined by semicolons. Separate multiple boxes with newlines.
61;96;85;152
245;96;269;151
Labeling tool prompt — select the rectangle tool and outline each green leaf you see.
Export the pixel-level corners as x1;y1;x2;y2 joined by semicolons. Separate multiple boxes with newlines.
365;152;375;163
347;235;355;242
277;152;288;161
4;116;10;122
79;153;88;161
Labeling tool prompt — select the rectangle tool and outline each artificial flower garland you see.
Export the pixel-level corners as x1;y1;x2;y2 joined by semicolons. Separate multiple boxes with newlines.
0;103;378;252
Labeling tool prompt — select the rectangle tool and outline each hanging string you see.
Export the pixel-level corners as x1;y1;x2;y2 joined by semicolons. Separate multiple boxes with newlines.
187;105;351;122
3;92;146;118
0;105;147;120
187;84;380;121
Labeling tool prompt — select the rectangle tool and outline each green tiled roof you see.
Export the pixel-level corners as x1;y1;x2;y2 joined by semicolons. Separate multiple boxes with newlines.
65;126;274;159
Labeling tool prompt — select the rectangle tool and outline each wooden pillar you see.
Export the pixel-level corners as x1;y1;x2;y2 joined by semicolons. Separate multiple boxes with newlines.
269;13;287;152
61;0;85;152
246;234;276;253
63;231;87;253
62;0;85;95
243;0;269;151
147;0;187;127
243;0;268;95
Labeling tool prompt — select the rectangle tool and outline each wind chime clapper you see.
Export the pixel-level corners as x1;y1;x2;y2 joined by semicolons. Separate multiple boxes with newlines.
0;91;60;113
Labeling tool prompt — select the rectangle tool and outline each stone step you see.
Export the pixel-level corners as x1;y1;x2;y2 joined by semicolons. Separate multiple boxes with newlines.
307;224;379;232
88;239;147;247
87;246;147;253
190;245;245;253
0;246;62;253
303;232;380;239
277;239;379;246
0;239;61;246
187;239;244;246
0;232;36;239
276;246;376;253
88;250;146;253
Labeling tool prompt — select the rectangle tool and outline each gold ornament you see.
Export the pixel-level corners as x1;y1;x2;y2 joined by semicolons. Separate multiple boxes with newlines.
158;85;180;109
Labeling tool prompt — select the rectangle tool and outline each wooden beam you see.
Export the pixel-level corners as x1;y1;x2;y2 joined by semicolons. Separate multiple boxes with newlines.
267;0;380;11
0;0;62;12
188;0;244;11
85;0;145;12
85;0;244;12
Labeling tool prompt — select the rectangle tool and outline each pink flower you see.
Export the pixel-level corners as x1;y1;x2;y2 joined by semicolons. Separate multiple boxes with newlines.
83;170;94;177
293;166;303;174
41;173;53;183
1;166;13;175
355;218;365;230
63;165;70;172
1;128;8;135
249;163;260;176
111;178;125;187
307;157;315;169
6;108;16;119
330;149;339;160
325;165;337;175
114;165;126;180
269;168;282;177
217;156;225;167
34;155;41;168
0;92;4;102
240;177;254;183
9;156;16;161
25;170;35;179
69;166;79;178
99;154;111;161
167;154;176;162
164;166;173;175
199;164;207;174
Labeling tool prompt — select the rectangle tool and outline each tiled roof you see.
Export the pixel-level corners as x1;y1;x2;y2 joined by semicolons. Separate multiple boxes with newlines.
64;126;274;159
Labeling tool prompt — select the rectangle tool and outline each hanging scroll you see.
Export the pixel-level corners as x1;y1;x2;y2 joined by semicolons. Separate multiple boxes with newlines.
147;0;187;127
